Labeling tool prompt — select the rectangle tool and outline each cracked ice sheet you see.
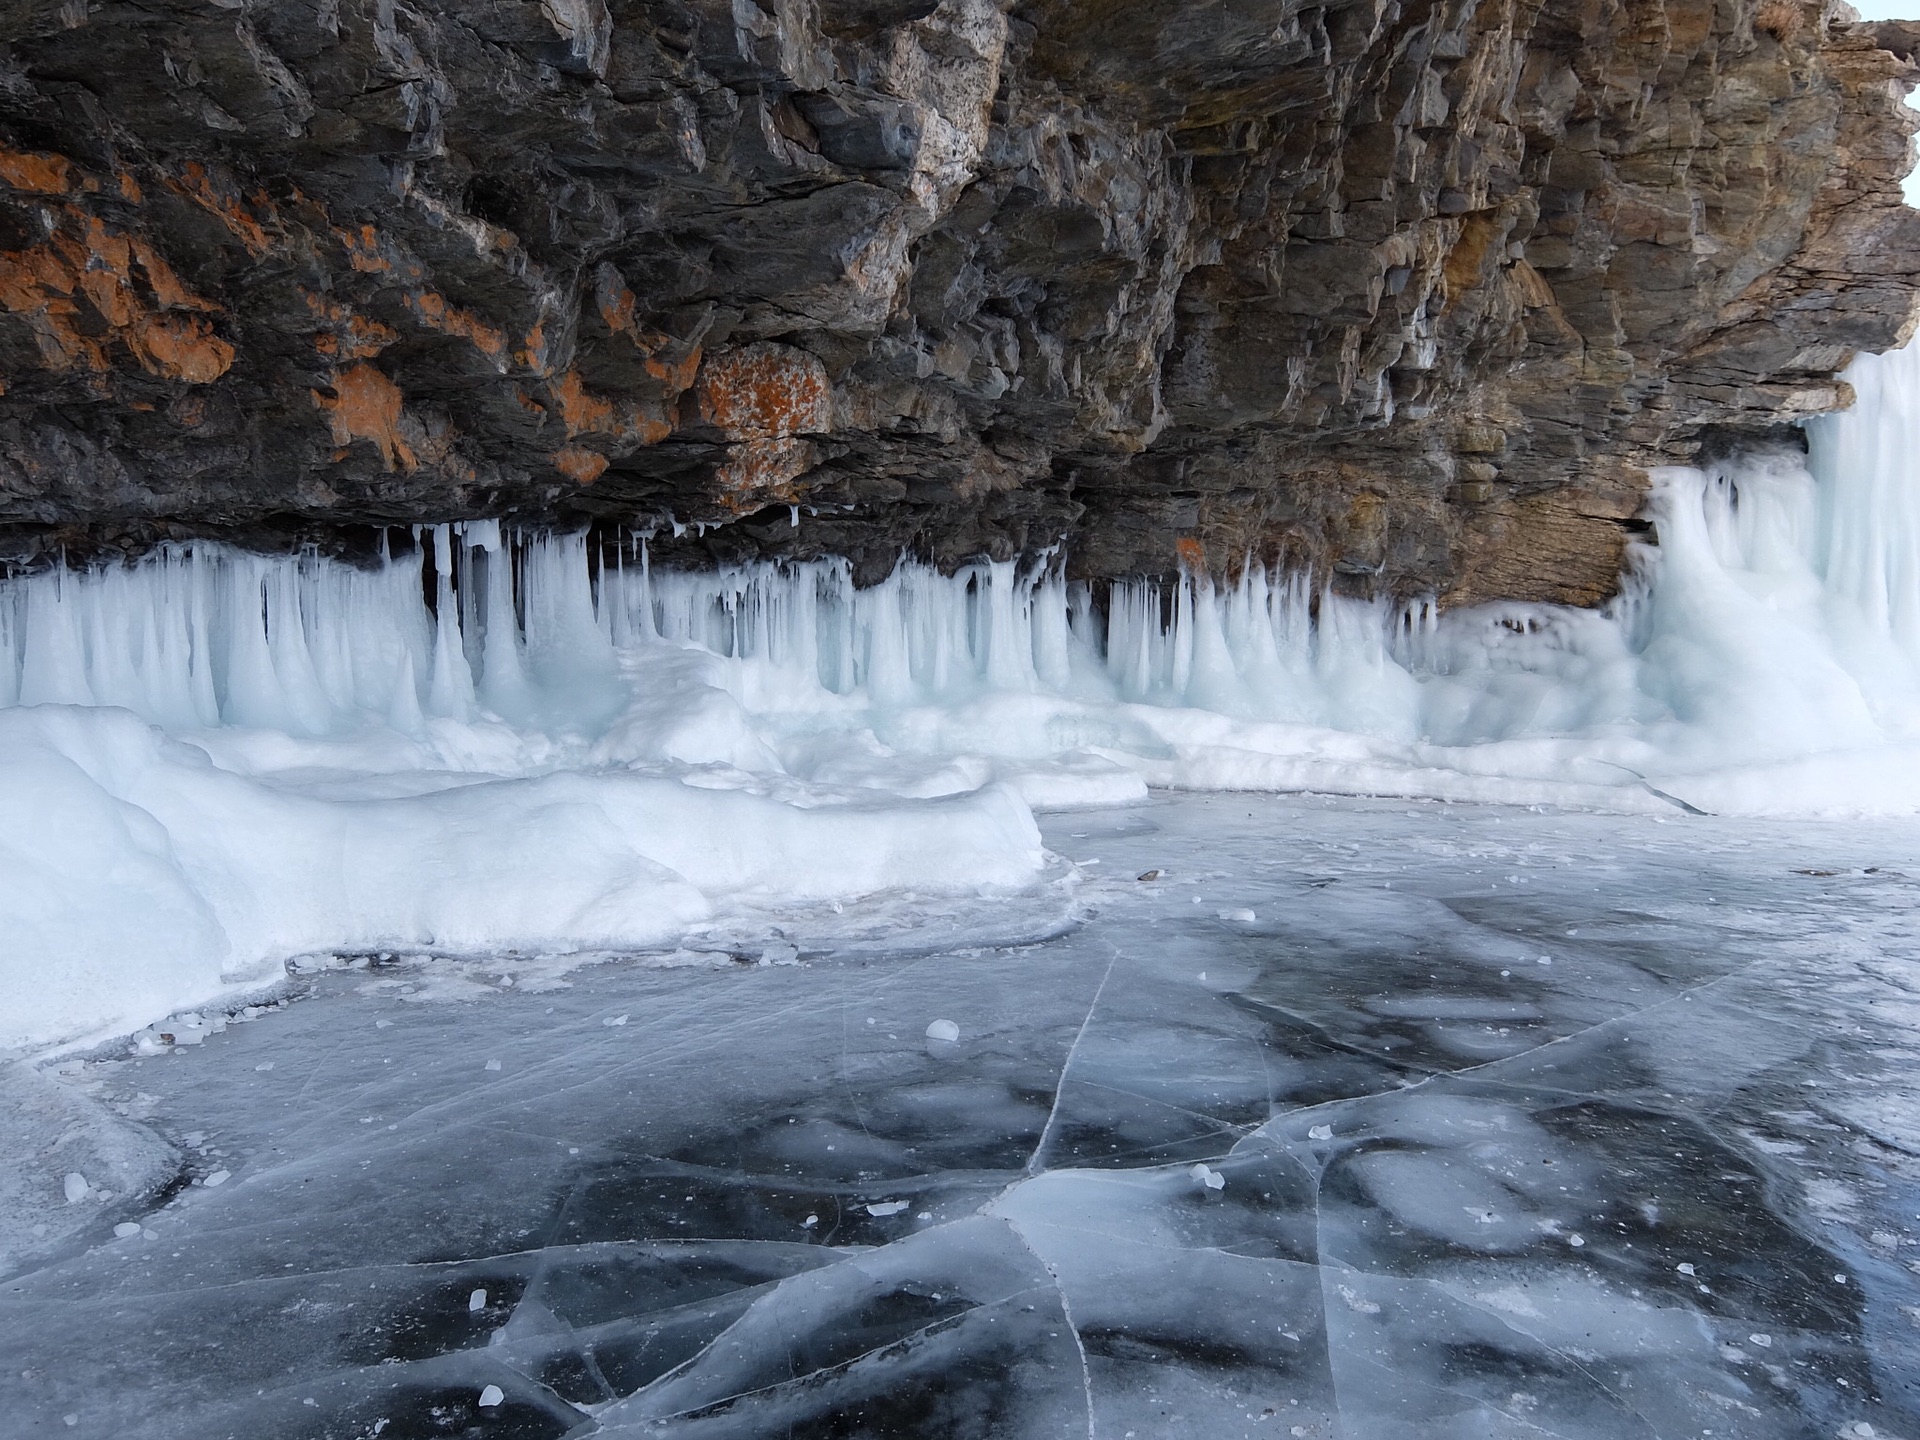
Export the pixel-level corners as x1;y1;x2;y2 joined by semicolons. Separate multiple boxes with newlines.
8;793;1920;1439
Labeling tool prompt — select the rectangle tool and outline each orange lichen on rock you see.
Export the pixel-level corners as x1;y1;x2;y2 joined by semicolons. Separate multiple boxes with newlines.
171;163;275;258
593;267;704;397
694;343;831;441
336;223;393;275
302;289;399;360
0;210;232;382
1174;536;1207;572
553;445;610;484
404;290;507;362
546;369;670;446
311;363;416;471
0;146;72;195
0;246;103;372
131;313;235;384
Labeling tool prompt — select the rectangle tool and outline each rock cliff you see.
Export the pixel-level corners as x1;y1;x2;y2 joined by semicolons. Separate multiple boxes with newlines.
1;0;1918;601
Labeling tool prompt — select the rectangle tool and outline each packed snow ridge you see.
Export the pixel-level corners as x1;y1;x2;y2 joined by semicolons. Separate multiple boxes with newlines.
7;341;1920;1050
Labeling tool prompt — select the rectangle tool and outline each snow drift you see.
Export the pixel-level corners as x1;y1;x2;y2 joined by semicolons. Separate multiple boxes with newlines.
6;340;1920;1049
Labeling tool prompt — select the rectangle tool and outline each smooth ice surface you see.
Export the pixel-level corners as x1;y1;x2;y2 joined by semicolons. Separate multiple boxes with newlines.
10;344;1920;1047
6;793;1920;1439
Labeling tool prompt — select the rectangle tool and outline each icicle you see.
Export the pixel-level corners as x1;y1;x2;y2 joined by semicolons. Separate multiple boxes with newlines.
426;525;476;721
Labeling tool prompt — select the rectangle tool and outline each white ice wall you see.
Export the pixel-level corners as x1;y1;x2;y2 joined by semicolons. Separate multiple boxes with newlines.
8;339;1920;1049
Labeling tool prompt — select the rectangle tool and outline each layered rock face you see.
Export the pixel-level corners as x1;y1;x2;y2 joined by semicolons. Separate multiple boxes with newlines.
0;0;1917;601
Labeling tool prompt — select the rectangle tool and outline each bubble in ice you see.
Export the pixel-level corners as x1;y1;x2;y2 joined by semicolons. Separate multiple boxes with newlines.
477;1385;504;1408
802;1214;818;1228
925;1019;960;1042
62;1172;87;1204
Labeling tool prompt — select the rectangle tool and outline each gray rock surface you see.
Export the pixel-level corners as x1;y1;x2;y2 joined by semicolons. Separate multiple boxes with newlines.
1;0;1917;601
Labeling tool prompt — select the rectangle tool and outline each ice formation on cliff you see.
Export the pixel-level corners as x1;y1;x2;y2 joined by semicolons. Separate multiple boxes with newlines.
4;340;1920;1048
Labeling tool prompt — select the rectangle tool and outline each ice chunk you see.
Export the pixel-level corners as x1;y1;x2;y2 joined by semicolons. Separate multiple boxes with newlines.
1190;1163;1226;1191
1749;1332;1773;1347
113;1222;140;1238
1308;1124;1333;1141
477;1384;504;1408
484;1059;501;1072
203;1170;230;1188
867;1200;909;1216
62;1172;87;1204
602;1014;629;1027
468;1288;487;1312
925;1019;961;1043
1220;908;1256;922
1676;1262;1695;1276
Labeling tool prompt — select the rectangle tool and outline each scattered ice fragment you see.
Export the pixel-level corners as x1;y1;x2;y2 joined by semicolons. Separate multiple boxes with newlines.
1220;908;1256;922
1500;969;1511;978
1136;869;1161;881
1568;1234;1585;1247
1749;1333;1773;1348
113;1222;141;1238
469;1288;487;1312
62;1173;88;1204
925;1019;960;1043
1537;955;1552;966
375;1019;392;1029
203;1170;230;1187
254;1062;274;1072
1835;1273;1849;1284
761;942;799;965
602;1014;629;1027
1190;1163;1226;1191
1198;972;1206;981
485;1059;501;1071
477;1385;504;1408
1308;1125;1334;1141
867;1200;909;1216
1848;1424;1876;1438
1677;1263;1696;1276
63;1417;76;1428
916;1212;931;1220
802;1214;818;1228
1336;1285;1381;1315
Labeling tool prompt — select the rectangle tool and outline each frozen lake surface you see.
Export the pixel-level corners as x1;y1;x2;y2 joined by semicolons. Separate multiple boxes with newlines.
7;792;1920;1439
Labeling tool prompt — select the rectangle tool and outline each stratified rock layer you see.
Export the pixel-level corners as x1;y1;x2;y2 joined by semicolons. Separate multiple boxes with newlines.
0;0;1917;600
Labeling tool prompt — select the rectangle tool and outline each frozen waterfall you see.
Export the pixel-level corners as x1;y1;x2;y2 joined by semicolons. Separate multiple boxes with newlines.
7;339;1920;1050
